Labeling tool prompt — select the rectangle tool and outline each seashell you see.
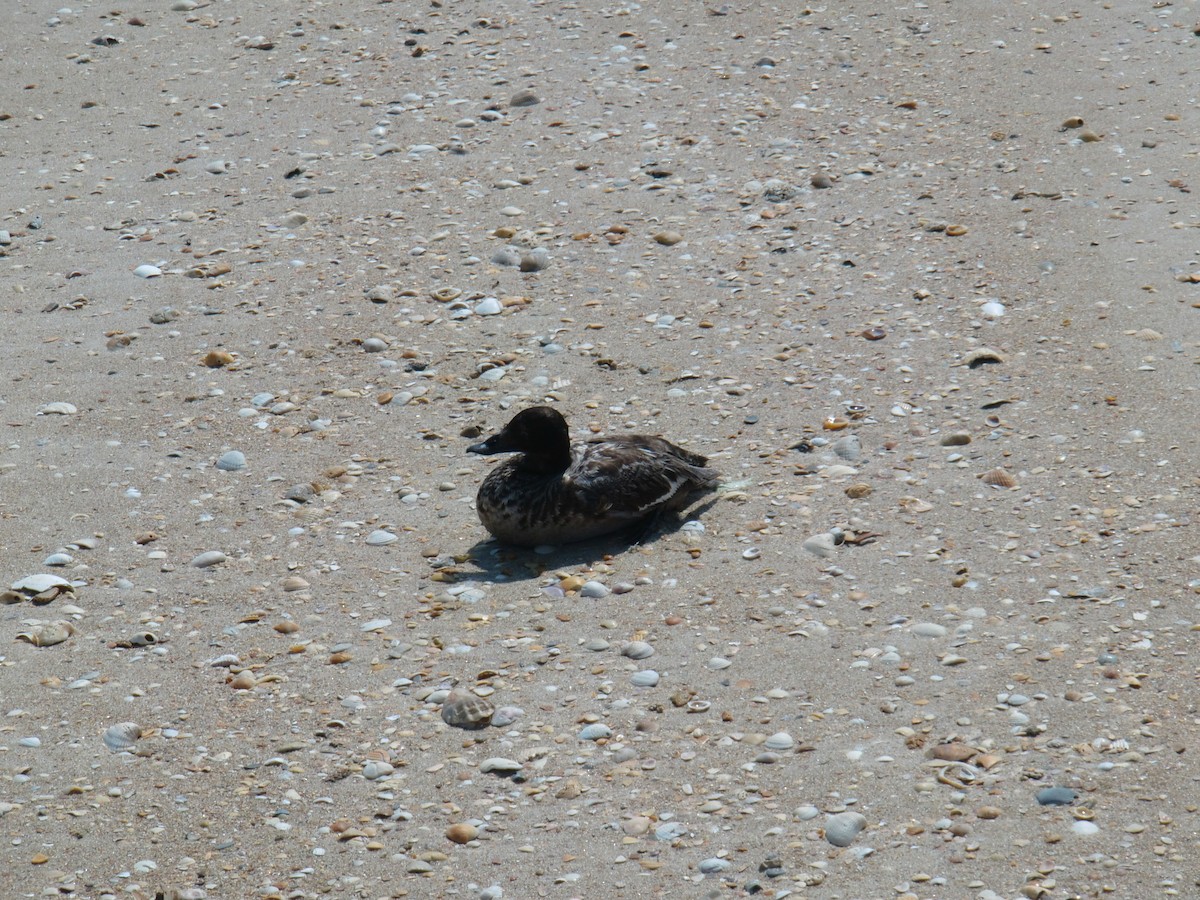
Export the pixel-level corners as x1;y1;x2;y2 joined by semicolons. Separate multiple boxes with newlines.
128;631;158;647
630;670;660;687
480;757;523;775
228;670;258;690
832;434;861;462
1132;328;1162;341
764;731;795;751
981;468;1017;489
621;640;655;660
16;621;75;647
578;723;612;741
929;742;976;762
1062;116;1084;129
446;823;478;844
37;401;78;416
43;552;74;567
802;532;839;558
440;689;494;730
959;347;1004;368
202;349;235;368
898;496;934;513
430;287;462;303
132;264;162;278
4;574;75;604
824;811;868;847
939;432;971;446
844;482;872;499
103;722;143;753
281;575;310;592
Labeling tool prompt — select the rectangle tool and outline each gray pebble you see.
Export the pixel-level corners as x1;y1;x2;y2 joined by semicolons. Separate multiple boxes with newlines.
825;811;868;847
190;550;227;568
578;723;612;741
1036;786;1077;806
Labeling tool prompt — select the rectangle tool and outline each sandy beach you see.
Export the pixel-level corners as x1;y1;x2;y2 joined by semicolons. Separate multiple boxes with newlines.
1;1;1197;898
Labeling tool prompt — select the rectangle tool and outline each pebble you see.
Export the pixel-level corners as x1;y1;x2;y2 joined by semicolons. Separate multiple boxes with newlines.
446;823;478;844
480;757;523;775
1036;787;1077;806
630;670;660;687
578;723;612;741
189;550;227;568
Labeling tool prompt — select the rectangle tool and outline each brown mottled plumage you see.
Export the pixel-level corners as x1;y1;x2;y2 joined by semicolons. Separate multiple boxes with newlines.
467;406;720;546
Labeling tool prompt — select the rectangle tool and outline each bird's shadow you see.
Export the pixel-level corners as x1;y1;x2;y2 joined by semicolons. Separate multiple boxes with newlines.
456;497;720;585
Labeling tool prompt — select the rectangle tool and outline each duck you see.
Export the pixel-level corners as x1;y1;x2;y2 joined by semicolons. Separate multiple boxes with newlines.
467;406;721;546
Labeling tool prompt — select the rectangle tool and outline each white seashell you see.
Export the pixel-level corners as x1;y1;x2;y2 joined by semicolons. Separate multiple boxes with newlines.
3;574;75;605
43;552;74;567
362;760;394;780
475;296;503;316
824;811;868;847
764;731;795;751
630;670;660;687
832;434;861;462
802;532;839;558
103;722;143;753
133;264;163;278
366;529;398;546
441;689;494;729
360;618;392;632
16;621;75;647
621;641;654;660
480;757;523;775
37;402;78;416
578;723;612;741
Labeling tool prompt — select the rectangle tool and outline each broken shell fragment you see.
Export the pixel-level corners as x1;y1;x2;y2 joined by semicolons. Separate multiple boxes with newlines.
981;468;1018;489
103;722;143;753
441;689;494;730
959;347;1005;368
2;574;76;604
16;621;75;647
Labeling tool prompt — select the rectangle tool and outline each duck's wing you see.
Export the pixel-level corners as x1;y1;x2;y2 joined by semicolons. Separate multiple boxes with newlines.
594;434;710;468
570;443;718;518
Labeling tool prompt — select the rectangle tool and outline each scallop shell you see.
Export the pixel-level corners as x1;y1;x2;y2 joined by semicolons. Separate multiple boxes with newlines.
440;689;494;730
16;621;75;647
103;722;143;753
981;468;1017;489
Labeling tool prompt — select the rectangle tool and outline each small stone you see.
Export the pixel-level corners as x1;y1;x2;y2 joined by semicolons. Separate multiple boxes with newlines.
202;350;235;368
578;723;612;741
189;550;227;568
1036;787;1077;806
653;230;683;246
